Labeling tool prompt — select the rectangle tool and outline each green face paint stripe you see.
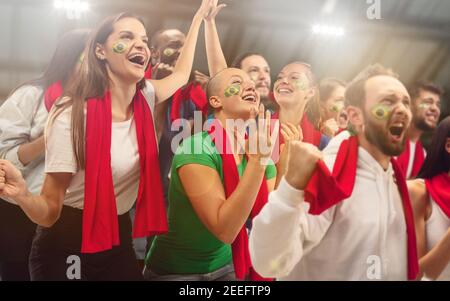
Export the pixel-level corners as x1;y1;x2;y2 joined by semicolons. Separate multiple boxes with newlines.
371;104;391;120
112;41;128;53
224;84;241;98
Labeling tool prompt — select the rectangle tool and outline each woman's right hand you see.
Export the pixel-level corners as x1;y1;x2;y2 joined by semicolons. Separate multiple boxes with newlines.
0;159;28;201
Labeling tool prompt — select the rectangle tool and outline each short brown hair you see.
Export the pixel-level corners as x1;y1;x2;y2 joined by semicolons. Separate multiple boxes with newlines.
345;64;398;109
408;80;444;104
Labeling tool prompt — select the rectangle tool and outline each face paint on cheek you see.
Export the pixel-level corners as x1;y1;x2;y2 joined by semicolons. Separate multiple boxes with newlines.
418;103;431;110
293;74;309;91
249;72;259;82
370;104;392;120
112;41;128;54
224;84;241;98
330;101;345;113
163;48;175;57
78;53;85;64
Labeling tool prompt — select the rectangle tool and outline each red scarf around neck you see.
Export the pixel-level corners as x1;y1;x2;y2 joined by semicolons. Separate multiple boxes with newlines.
170;82;208;122
207;121;270;280
425;172;450;218
272;112;322;147
44;81;63;112
304;136;419;280
396;138;425;179
82;89;168;253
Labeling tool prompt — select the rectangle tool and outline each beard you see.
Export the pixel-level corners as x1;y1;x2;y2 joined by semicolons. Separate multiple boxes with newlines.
364;116;407;157
413;116;436;132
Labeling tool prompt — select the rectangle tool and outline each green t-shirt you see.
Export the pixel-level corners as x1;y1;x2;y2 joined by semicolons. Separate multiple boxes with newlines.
145;131;276;275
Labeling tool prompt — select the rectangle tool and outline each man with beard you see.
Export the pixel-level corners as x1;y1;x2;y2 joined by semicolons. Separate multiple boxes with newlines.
232;53;277;112
396;81;443;179
249;64;420;280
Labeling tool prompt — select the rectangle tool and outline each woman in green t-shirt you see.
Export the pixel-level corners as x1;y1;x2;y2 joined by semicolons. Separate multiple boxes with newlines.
144;2;277;280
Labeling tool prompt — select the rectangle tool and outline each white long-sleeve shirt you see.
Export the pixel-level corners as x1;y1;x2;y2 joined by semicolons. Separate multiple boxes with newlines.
0;85;47;204
249;131;409;280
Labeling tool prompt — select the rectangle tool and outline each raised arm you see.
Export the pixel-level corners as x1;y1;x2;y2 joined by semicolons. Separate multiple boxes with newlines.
204;0;227;76
150;0;213;103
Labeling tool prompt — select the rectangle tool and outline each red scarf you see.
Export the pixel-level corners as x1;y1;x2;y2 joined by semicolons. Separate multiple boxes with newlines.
272;112;322;147
207;121;270;280
170;82;208;121
44;81;63;112
396;139;425;179
82;89;168;253
425;173;450;218
144;65;152;79
304;136;419;280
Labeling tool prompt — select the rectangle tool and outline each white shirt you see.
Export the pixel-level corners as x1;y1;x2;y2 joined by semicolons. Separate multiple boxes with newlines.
44;82;156;215
425;198;450;281
249;131;409;280
0;85;47;204
405;141;426;179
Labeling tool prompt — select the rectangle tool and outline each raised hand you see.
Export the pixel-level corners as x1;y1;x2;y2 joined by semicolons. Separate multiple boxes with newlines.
204;0;227;21
277;122;303;183
321;118;339;137
280;122;303;144
0;159;27;201
195;0;214;20
193;70;210;89
246;104;278;165
284;142;323;190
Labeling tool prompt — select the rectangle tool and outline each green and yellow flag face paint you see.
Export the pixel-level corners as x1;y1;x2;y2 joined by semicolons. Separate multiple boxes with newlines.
371;104;391;120
418;103;431;110
224;84;241;98
293;73;309;91
330;101;345;113
112;41;128;54
163;48;175;57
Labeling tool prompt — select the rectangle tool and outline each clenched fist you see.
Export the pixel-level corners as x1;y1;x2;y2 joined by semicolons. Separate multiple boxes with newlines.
0;159;27;201
284;141;323;190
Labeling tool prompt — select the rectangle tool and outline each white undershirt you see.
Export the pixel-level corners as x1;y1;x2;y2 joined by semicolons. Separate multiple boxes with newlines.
44;82;155;215
406;141;416;179
425;198;450;281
